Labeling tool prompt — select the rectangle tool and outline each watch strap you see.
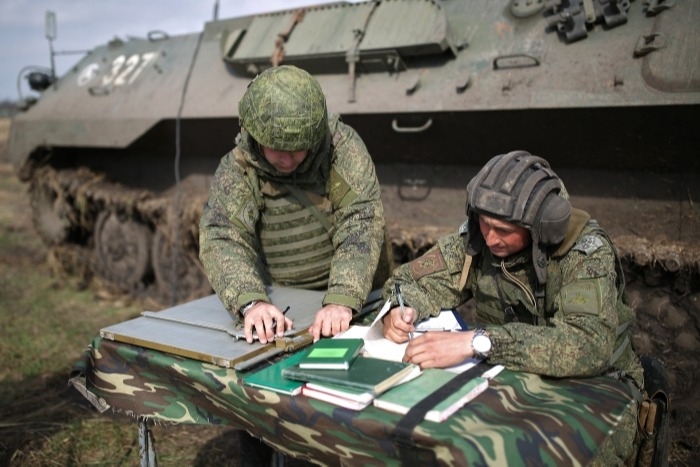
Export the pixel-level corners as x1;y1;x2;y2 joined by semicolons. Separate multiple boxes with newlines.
472;328;492;359
240;300;258;316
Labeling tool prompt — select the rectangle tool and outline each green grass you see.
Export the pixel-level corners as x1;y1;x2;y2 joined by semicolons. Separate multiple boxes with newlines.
0;194;145;464
0;268;138;393
0;163;237;466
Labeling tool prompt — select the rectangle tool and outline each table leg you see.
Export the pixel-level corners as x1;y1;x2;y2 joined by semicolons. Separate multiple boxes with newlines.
138;417;158;467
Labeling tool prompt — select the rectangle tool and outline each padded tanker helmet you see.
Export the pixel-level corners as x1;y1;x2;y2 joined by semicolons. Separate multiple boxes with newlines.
466;150;572;285
238;65;328;152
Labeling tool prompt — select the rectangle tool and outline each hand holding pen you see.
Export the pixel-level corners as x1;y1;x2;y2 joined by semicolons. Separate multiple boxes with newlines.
244;303;293;344
271;306;290;327
394;283;414;341
395;284;406;315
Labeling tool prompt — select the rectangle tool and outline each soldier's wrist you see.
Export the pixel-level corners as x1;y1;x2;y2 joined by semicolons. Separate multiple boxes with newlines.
240;300;258;316
471;328;492;359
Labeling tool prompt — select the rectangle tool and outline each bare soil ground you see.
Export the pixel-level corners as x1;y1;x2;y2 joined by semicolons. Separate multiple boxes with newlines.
1;115;699;464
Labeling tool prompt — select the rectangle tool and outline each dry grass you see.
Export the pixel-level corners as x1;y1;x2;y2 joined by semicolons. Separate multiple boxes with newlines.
0;118;10;156
0;159;246;466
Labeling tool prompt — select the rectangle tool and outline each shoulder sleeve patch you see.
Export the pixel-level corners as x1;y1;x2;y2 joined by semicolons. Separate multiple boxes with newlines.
329;168;356;209
560;279;601;316
572;234;604;256
409;250;447;280
234;198;258;232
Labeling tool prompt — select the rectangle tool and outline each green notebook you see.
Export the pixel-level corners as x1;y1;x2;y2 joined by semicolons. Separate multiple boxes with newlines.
304;381;374;404
373;368;489;422
283;356;418;395
242;348;312;396
301;382;374;411
298;337;364;370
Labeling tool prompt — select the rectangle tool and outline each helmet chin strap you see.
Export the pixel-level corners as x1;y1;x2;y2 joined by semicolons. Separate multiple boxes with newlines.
463;214;550;322
242;124;333;188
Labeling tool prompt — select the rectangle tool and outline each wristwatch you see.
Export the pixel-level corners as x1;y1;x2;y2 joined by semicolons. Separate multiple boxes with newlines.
240;300;258;316
471;328;492;359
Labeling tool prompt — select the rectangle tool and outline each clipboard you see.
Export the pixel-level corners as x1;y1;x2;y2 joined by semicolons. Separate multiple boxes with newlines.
100;286;324;370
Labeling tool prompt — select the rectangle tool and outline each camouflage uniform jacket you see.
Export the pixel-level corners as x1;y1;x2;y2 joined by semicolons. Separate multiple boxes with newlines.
200;114;384;317
383;208;643;388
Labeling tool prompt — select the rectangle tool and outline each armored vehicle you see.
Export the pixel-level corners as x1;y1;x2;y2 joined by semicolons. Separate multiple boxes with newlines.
7;0;700;305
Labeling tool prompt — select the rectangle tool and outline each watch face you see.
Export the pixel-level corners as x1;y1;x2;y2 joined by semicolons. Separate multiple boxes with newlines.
473;334;492;354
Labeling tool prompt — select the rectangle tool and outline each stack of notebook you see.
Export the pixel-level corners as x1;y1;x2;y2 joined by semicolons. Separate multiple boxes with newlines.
242;326;499;418
284;355;421;410
243;337;420;409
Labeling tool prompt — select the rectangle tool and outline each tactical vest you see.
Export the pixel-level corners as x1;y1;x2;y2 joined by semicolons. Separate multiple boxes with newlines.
260;182;335;288
232;117;357;289
466;208;635;372
546;210;635;372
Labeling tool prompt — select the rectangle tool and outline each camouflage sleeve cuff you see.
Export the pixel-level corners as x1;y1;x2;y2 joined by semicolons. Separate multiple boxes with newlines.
322;293;361;313
236;293;270;314
483;326;510;360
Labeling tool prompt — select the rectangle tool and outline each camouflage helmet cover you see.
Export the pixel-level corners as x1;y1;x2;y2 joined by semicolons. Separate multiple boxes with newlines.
239;65;328;152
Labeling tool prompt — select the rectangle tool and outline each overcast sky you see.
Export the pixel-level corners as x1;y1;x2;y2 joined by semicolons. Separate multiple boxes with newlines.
0;0;352;102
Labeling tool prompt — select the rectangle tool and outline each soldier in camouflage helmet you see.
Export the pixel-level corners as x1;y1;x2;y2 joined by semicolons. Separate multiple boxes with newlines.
381;150;644;466
199;65;388;344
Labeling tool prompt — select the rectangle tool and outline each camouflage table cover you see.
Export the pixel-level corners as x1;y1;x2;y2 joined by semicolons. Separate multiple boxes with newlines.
71;337;633;466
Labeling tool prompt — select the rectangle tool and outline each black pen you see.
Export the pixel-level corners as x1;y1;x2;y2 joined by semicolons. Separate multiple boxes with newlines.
410;327;446;338
271;306;291;328
394;284;411;341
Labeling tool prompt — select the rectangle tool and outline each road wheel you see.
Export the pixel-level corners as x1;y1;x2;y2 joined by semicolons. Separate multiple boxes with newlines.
94;211;152;288
152;227;211;304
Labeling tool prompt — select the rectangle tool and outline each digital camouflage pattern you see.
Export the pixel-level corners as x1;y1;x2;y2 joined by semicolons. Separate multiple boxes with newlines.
199;108;384;315
71;337;633;466
383;218;642;382
382;212;643;464
238;65;328;153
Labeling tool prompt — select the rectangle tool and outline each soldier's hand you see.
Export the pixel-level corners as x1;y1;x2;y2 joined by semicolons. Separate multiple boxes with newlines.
244;302;293;344
382;306;416;343
308;304;353;342
403;331;472;369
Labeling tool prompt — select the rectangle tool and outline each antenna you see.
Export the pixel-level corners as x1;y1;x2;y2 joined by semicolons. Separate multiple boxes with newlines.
45;11;57;89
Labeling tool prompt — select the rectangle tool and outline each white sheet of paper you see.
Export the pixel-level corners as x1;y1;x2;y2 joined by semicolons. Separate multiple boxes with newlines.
363;299;409;362
414;310;463;331
339;299;492;375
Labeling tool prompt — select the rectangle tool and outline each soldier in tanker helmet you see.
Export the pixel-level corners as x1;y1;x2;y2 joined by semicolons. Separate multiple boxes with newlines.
200;65;389;345
381;151;644;465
